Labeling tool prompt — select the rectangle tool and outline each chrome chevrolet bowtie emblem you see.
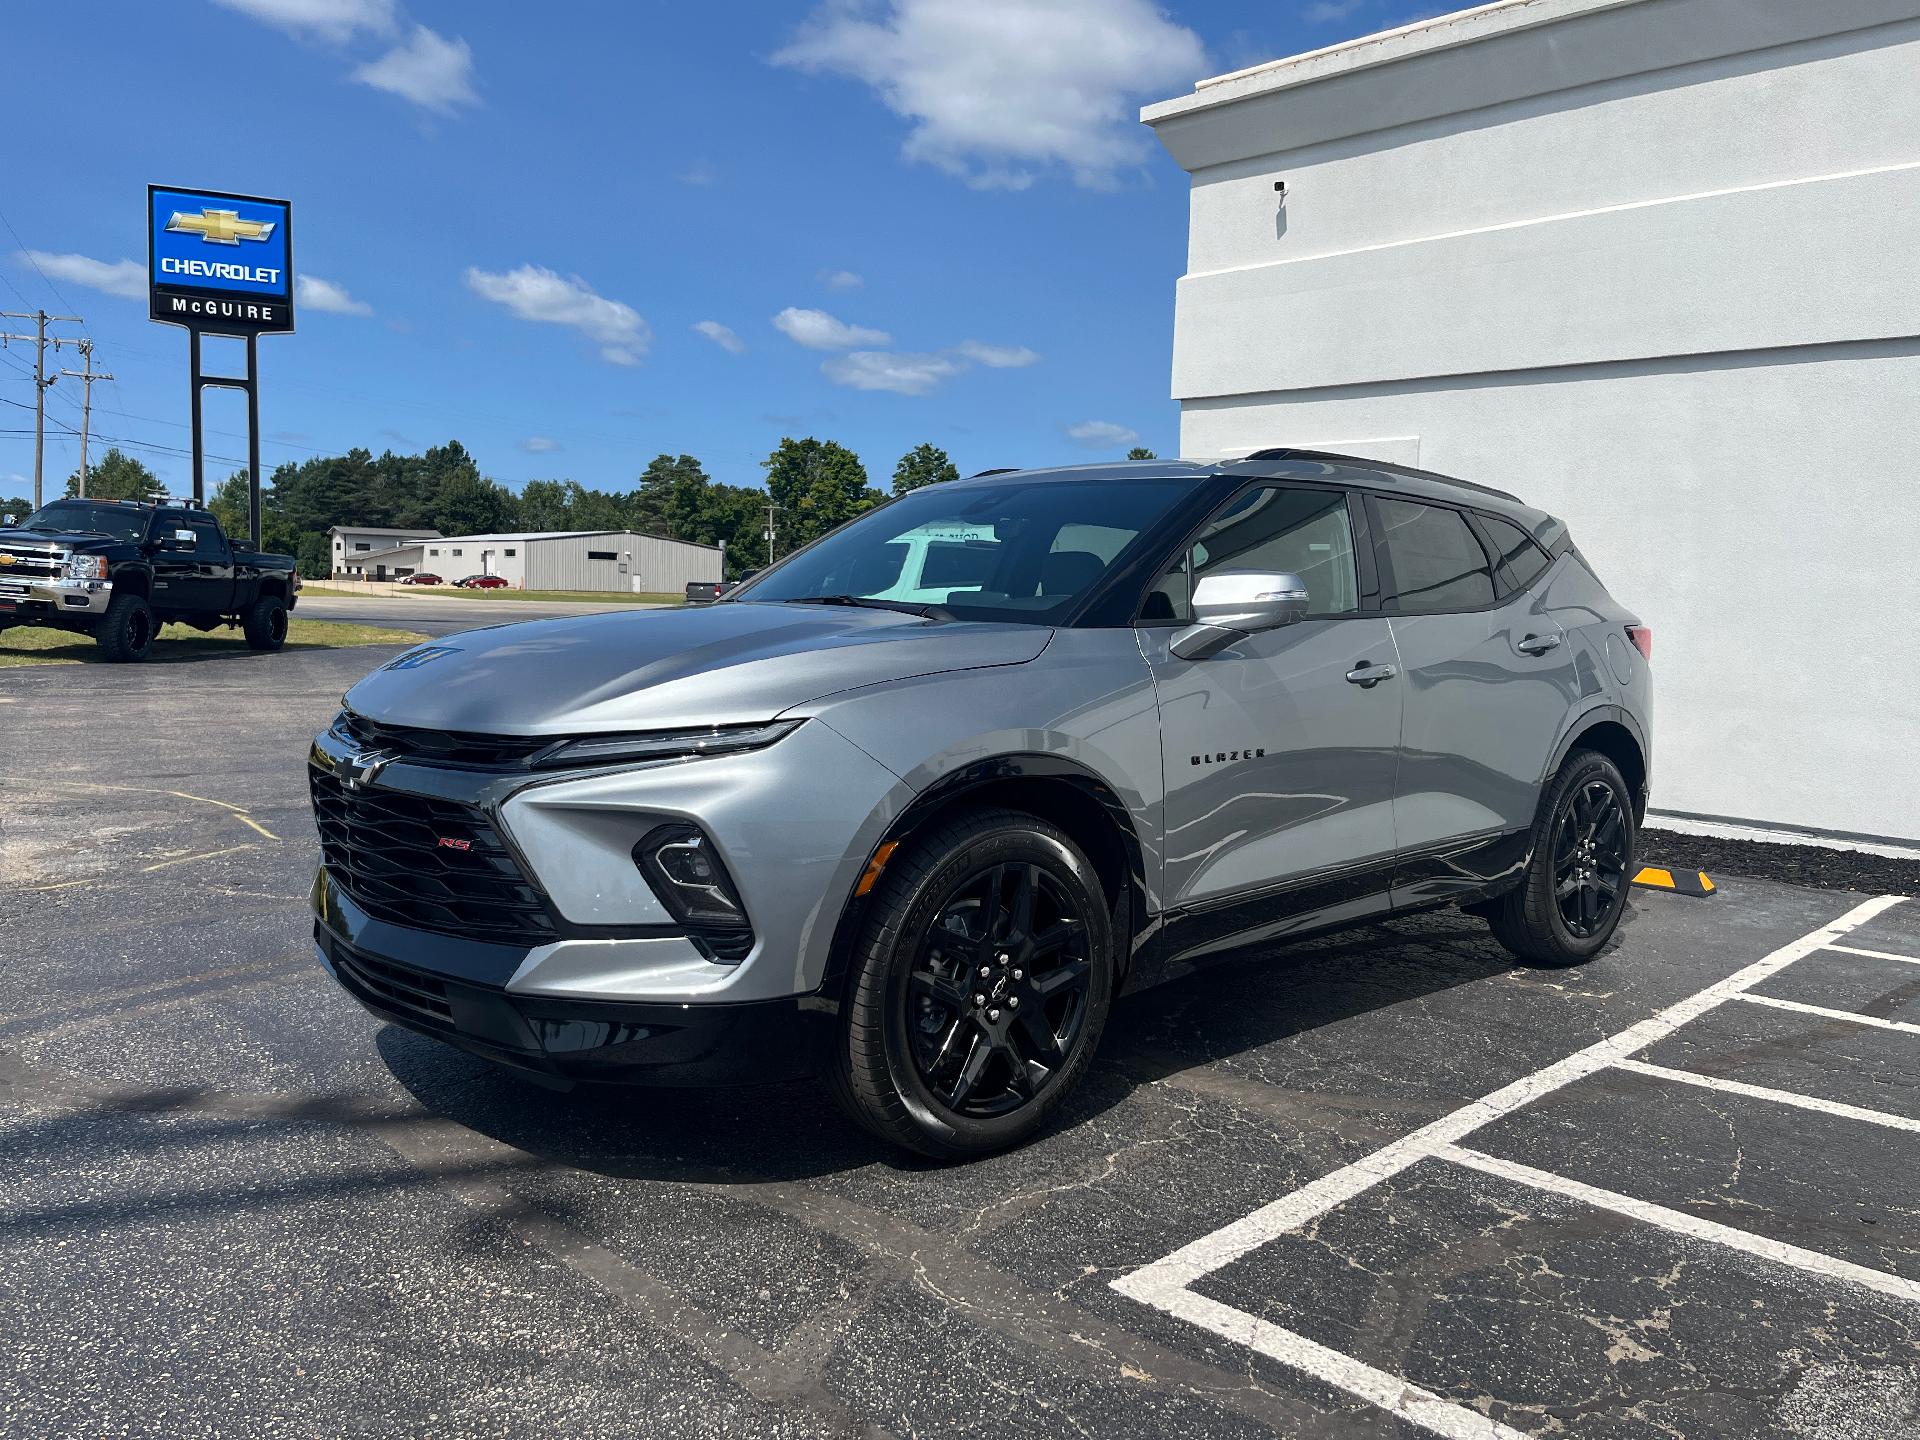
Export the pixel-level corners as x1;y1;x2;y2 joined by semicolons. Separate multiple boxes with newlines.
167;208;276;245
0;554;15;567
337;748;394;792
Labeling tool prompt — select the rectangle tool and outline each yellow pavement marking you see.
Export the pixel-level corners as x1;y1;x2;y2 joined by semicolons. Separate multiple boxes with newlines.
20;877;93;893
140;844;255;873
0;776;282;841
234;813;280;841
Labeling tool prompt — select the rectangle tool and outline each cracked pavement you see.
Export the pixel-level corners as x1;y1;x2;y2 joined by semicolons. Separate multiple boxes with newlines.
4;626;1918;1438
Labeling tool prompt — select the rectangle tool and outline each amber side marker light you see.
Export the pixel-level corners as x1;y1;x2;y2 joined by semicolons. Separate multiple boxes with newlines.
854;841;899;897
1632;866;1715;897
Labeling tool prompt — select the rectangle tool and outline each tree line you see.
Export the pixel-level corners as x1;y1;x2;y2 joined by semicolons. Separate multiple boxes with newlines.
5;436;1159;580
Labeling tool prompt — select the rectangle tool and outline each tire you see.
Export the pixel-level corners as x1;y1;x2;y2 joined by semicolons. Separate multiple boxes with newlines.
1485;749;1636;967
242;594;289;651
95;592;156;663
830;808;1115;1160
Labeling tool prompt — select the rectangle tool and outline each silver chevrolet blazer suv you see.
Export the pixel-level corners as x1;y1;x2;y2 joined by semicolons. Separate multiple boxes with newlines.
309;451;1652;1158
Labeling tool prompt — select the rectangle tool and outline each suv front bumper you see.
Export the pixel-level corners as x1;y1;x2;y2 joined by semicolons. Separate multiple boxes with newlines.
314;873;837;1086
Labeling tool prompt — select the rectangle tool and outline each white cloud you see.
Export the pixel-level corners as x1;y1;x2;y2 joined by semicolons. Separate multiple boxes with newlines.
465;264;650;365
822;269;864;290
678;160;719;187
519;436;561;454
1304;0;1371;21
353;24;477;113
296;274;373;316
772;306;891;350
16;251;145;300
773;0;1207;189
209;0;396;43
822;350;963;396
1066;420;1141;448
692;320;746;354
952;339;1039;368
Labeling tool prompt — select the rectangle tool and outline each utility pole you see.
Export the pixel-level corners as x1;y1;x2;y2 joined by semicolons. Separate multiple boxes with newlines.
58;342;114;498
1;310;85;507
764;499;786;566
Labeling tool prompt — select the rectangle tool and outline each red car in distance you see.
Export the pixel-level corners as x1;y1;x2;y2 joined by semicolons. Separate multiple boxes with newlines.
455;574;510;589
399;573;443;586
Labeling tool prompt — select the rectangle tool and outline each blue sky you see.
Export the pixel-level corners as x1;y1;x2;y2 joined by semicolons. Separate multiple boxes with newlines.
3;0;1416;501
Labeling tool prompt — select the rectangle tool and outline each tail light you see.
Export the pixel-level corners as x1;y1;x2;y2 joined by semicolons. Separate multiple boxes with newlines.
1626;625;1652;661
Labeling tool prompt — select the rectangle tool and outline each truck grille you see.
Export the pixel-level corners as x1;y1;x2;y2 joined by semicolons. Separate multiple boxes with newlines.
332;709;557;770
309;767;557;945
0;545;62;579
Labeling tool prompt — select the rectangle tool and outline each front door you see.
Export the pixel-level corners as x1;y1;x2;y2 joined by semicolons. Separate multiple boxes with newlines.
1141;484;1403;951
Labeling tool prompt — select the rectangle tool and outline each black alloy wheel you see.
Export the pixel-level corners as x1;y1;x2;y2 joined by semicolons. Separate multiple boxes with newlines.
906;861;1093;1118
1552;777;1628;938
832;808;1115;1159
1484;748;1636;967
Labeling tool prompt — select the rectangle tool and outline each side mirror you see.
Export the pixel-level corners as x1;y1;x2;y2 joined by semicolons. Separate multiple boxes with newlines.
1170;570;1309;661
1;514;17;527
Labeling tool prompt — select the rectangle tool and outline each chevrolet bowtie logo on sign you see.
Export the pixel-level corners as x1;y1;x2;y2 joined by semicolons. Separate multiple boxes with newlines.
149;184;294;335
167;208;276;245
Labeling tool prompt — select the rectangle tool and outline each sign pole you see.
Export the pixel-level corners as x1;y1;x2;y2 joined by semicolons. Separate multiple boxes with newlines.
188;329;204;505
246;333;261;550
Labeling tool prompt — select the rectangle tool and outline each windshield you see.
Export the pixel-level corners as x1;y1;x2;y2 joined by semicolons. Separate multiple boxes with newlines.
14;501;151;542
734;478;1189;625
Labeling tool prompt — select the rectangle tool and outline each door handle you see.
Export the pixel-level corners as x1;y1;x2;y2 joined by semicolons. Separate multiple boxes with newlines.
1345;662;1398;687
1516;632;1562;656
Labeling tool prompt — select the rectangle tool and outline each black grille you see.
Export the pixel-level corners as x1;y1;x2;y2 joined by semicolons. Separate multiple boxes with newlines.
310;767;557;945
333;944;455;1030
333;710;557;770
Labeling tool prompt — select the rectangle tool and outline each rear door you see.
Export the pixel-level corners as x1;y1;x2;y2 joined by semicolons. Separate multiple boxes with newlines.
1369;495;1577;883
184;514;237;612
1142;483;1403;926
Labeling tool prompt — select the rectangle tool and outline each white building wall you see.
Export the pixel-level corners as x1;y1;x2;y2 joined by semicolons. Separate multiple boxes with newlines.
524;532;722;594
1147;0;1920;844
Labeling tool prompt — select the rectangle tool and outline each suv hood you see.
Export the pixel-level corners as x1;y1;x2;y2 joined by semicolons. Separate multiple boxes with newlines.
343;601;1051;734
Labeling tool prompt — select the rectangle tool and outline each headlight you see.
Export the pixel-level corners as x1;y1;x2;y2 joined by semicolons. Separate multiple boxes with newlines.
533;720;800;769
634;824;749;928
61;553;106;581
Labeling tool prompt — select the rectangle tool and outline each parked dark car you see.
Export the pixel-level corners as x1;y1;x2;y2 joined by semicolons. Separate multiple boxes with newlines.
0;498;298;662
399;572;443;586
454;574;510;589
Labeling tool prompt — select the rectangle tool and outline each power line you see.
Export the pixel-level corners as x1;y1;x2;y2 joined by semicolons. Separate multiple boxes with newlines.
0;309;84;507
58;342;114;496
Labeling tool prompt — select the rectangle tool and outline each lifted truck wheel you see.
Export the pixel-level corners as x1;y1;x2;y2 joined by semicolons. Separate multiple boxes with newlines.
242;594;288;651
95;592;155;663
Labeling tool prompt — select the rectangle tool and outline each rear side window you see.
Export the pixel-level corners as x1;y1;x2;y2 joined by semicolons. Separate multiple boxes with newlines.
1373;498;1496;613
1479;515;1552;593
189;520;228;558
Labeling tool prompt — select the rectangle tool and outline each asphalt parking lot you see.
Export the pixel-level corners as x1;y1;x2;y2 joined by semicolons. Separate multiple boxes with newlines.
4;612;1918;1439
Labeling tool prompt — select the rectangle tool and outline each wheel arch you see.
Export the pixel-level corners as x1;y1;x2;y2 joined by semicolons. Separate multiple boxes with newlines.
821;754;1150;1005
1550;705;1649;822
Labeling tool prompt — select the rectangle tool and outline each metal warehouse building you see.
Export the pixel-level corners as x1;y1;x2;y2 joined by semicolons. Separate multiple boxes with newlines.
344;529;723;594
1144;0;1920;847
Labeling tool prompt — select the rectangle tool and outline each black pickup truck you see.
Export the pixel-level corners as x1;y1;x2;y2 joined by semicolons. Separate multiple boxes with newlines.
0;497;299;662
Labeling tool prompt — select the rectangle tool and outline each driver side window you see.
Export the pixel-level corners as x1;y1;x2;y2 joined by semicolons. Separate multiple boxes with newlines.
1142;486;1359;623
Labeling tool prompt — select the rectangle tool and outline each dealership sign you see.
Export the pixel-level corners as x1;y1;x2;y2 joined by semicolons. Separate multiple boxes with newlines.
148;185;294;334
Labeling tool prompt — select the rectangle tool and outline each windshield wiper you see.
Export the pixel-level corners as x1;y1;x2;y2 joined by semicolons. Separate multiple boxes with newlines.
781;594;954;621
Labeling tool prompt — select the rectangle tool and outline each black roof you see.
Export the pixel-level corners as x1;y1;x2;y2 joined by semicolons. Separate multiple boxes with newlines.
959;450;1536;517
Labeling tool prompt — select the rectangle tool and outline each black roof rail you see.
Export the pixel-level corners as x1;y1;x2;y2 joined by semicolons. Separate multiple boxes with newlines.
1232;447;1520;503
969;467;1022;477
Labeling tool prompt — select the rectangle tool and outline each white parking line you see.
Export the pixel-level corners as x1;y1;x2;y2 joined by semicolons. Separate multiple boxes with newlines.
1733;992;1920;1035
1441;1145;1920;1305
1613;1057;1920;1133
1112;894;1908;1438
1826;942;1920;967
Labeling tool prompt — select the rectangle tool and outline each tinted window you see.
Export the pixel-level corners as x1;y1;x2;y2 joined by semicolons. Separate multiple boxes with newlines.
737;478;1188;625
189;520;228;558
1479;514;1552;592
587;550;618;561
1374;498;1495;613
1144;486;1358;622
